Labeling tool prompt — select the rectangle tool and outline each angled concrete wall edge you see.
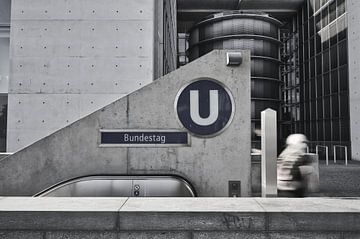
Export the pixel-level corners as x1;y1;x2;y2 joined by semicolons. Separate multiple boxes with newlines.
0;50;251;196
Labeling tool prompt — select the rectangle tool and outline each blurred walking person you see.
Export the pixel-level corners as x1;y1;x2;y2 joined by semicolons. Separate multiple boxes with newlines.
277;134;309;197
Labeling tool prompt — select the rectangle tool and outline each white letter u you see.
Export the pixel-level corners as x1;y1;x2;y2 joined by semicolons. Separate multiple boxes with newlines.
190;90;219;126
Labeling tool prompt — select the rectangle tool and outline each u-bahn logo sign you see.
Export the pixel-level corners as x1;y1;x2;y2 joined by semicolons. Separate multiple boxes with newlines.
175;78;235;137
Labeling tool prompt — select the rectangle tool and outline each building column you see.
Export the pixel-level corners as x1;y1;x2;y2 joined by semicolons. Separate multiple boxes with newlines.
348;0;360;161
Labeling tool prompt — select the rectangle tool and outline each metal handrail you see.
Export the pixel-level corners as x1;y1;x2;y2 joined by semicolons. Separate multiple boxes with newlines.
315;145;329;165
333;145;348;166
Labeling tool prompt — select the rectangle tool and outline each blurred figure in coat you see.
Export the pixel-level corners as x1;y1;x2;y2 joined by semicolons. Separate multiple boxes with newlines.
277;134;309;197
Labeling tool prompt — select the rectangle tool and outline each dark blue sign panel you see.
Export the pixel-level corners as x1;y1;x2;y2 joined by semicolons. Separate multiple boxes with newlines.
100;131;189;147
175;78;234;137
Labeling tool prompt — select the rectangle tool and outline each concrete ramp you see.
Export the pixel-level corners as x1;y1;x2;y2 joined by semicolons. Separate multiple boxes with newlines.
0;50;251;196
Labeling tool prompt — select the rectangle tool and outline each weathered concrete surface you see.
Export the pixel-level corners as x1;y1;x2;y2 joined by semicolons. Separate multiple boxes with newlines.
0;197;359;238
0;50;251;196
8;0;159;151
348;0;360;161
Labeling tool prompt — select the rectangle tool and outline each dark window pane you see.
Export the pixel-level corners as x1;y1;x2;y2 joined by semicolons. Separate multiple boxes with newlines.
337;0;346;17
310;57;316;78
332;95;339;118
315;0;321;12
321;0;327;7
340;119;350;141
331;69;338;93
0;96;7;152
324;119;331;140
330;45;338;69
304;22;309;40
318;120;324;140
338;40;347;66
305;121;310;137
324;96;331;118
322;7;329;27
315;13;322;31
305;102;310;121
316;35;322;54
304;41;309;60
300;103;305;121
337;15;347;41
317;99;323;119
311;120;317;140
316;54;322;76
310;37;315;57
339;65;348;91
308;0;314;16
329;22;337;46
323;50;330;73
305;80;310;101
340;93;349;118
329;1;336;22
311;100;317;120
317;76;323;97
324;73;330;95
332;119;340;140
309;16;315;37
311;77;316;99
305;61;310;79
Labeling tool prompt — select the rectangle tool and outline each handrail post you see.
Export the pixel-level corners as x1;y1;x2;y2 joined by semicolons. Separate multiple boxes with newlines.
333;145;348;166
345;146;348;166
326;146;329;165
315;145;329;165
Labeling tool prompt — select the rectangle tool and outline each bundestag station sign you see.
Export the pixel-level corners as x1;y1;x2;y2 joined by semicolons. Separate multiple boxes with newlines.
100;78;234;147
100;130;190;147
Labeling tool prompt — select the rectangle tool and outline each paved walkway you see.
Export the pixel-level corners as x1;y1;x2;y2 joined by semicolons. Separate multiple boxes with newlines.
0;197;359;238
316;160;360;197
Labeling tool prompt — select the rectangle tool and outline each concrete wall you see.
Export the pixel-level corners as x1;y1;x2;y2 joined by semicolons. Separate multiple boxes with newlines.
8;0;159;152
0;50;252;196
0;197;359;238
348;0;360;161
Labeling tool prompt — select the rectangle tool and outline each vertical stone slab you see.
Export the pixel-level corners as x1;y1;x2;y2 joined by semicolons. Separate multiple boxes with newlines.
0;50;251;197
261;109;277;197
8;0;156;152
348;0;360;161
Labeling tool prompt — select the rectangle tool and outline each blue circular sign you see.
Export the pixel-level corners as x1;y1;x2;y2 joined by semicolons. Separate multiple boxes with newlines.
175;78;235;137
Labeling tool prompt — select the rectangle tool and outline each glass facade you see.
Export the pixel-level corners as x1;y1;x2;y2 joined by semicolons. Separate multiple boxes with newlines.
296;0;349;158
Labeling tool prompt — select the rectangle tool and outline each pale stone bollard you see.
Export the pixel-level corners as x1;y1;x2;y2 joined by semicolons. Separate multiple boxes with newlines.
261;109;277;197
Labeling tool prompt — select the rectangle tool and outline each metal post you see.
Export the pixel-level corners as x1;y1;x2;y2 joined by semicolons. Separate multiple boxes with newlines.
326;146;329;164
261;109;277;197
316;145;329;165
345;147;348;166
333;145;348;166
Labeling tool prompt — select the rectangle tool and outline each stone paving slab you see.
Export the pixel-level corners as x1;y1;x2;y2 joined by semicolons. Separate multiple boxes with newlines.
0;197;359;232
0;197;127;211
119;198;264;212
254;197;360;212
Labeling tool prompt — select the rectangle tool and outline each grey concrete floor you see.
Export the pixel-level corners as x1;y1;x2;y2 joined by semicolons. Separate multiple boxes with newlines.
313;160;360;197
